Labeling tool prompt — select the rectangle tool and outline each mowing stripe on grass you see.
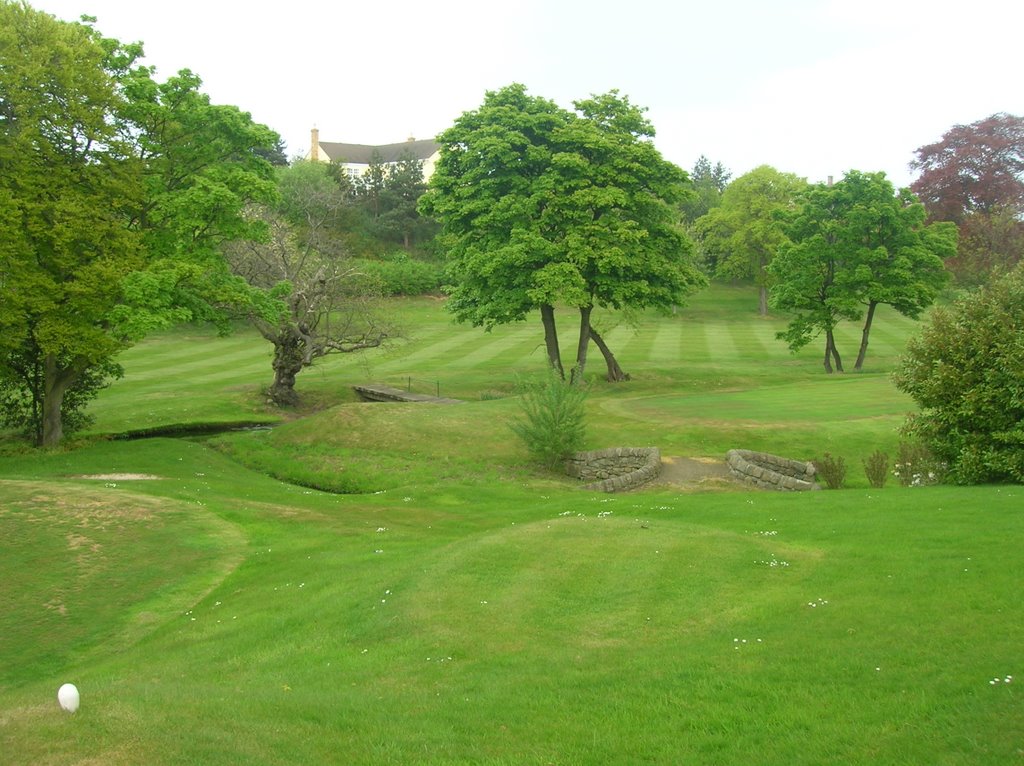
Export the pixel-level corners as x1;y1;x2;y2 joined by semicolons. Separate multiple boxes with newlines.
648;320;685;364
446;324;541;368
674;319;709;361
727;319;768;357
704;322;740;361
628;323;662;364
122;346;268;382
381;327;492;368
748;318;790;359
117;333;264;371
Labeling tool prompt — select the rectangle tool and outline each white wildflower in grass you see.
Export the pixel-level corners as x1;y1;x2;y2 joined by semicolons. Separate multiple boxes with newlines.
732;637;762;648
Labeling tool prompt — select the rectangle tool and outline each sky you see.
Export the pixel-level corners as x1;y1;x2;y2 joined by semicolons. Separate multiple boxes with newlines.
32;0;1024;188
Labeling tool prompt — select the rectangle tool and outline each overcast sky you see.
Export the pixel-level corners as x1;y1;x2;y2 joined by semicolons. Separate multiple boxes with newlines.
33;0;1024;188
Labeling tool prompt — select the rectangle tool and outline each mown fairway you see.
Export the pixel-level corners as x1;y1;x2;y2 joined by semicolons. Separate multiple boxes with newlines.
2;285;1021;764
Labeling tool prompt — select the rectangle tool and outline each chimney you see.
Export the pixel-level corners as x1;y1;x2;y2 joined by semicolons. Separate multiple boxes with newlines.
311;127;320;161
827;175;833;186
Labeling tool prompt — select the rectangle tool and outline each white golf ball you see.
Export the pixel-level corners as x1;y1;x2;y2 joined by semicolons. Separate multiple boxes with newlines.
57;683;79;713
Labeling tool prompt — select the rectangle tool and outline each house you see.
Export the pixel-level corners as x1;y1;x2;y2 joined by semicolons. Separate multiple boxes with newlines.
308;128;441;181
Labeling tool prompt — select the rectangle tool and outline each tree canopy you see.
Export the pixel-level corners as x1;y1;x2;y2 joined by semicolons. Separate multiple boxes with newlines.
680;155;731;224
769;171;954;372
694;165;807;315
909;113;1024;284
420;83;703;382
0;2;279;445
910;113;1024;225
354;150;434;250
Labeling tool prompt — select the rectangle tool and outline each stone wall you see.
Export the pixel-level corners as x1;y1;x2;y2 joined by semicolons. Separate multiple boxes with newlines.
726;449;819;491
565;447;661;492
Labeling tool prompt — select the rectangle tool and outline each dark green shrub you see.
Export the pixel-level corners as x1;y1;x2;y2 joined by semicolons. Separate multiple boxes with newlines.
813;452;846;489
893;264;1024;484
355;254;442;296
509;373;587;470
862;450;889;488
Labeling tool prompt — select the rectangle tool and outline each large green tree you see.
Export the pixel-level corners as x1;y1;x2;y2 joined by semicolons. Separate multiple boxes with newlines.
0;3;278;445
769;171;953;373
420;84;703;382
768;180;862;372
694;165;806;315
842;175;954;370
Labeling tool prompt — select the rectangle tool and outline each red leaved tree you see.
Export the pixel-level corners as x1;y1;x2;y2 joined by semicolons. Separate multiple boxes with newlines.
910;113;1024;224
910;113;1024;282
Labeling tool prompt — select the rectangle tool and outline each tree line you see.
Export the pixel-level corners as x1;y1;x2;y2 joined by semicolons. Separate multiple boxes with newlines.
3;1;1022;463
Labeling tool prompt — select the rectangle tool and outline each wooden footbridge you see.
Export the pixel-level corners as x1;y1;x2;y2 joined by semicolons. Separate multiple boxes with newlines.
353;384;462;405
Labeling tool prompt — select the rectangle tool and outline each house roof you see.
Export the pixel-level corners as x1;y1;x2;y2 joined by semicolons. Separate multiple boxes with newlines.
318;138;440;164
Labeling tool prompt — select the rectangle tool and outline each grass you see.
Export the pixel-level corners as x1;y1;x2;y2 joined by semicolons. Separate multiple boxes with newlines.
2;283;1021;764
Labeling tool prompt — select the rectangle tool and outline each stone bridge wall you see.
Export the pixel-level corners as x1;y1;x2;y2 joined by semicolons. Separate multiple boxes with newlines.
566;447;661;492
726;449;819;491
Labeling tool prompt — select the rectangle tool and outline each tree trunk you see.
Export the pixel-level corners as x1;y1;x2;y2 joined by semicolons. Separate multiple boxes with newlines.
40;354;77;447
825;328;844;373
540;304;564;379
269;334;304;406
758;283;768;317
588;325;630;381
823;338;833;373
570;305;592;385
854;301;878;371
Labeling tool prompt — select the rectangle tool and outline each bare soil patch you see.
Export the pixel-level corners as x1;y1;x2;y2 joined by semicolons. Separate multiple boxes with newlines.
654;456;736;490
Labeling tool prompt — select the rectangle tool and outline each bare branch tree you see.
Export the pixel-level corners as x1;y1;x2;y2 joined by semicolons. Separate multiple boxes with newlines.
225;162;392;405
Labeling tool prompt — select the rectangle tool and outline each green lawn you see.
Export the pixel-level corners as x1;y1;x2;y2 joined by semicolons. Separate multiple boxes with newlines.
3;283;1020;765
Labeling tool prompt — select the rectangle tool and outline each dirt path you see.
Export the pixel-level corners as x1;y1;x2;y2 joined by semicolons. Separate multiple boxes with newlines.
653;456;736;490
